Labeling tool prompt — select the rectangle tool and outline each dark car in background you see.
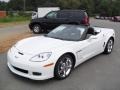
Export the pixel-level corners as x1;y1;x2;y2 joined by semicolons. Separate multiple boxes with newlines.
112;16;120;22
29;10;89;34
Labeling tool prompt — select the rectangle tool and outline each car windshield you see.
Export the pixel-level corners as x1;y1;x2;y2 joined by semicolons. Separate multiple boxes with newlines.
45;25;86;41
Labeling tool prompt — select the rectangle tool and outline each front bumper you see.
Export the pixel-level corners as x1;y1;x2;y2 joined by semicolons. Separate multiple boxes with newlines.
7;49;55;80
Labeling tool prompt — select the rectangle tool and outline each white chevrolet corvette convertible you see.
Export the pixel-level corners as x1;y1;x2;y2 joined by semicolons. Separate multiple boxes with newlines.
7;25;115;80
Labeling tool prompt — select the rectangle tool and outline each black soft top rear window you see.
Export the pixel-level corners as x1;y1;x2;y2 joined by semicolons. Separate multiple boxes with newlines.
57;10;86;18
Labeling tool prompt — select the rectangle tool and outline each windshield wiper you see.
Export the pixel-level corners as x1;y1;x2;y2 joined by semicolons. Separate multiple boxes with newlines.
52;37;65;40
44;35;68;41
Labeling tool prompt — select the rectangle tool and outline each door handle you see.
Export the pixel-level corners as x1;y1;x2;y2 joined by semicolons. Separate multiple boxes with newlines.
88;37;97;42
91;37;97;39
77;50;82;53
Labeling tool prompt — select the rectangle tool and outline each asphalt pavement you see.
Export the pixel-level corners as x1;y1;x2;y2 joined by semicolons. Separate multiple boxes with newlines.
0;19;120;90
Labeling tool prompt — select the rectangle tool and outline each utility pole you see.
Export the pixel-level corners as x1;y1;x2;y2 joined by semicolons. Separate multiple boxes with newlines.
23;0;26;11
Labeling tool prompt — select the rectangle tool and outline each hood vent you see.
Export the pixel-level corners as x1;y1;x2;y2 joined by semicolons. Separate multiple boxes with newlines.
18;52;24;55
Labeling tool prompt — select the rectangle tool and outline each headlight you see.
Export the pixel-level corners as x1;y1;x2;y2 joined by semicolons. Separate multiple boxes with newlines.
30;52;52;62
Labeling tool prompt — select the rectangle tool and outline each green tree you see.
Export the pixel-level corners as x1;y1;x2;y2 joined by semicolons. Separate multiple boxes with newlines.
0;0;120;16
58;0;81;9
80;0;94;15
7;0;23;11
112;0;120;16
0;1;7;10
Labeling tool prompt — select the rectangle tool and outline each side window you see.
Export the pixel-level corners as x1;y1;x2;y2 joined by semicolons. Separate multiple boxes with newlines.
32;12;37;16
46;12;57;19
70;11;84;18
57;12;69;18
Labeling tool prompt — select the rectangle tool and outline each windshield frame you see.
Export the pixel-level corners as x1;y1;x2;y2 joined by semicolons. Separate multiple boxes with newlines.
45;25;88;41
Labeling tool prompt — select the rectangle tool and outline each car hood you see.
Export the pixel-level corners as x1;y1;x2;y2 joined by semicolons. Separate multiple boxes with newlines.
15;36;73;54
31;18;45;23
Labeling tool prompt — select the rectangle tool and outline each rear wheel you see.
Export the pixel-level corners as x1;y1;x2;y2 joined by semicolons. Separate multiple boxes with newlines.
54;54;73;80
104;38;114;54
32;24;42;34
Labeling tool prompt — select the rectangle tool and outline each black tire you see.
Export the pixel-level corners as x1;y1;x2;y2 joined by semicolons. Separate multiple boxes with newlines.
54;54;74;80
103;38;114;54
32;24;42;34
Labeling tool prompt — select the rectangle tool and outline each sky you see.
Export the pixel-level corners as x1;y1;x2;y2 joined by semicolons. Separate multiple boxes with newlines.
0;0;9;2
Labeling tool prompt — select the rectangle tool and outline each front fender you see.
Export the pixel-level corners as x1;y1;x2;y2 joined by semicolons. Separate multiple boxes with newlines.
50;47;77;67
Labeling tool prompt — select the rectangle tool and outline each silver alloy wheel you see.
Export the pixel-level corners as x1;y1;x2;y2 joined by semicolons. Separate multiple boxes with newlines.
58;57;72;78
107;39;113;53
34;26;40;33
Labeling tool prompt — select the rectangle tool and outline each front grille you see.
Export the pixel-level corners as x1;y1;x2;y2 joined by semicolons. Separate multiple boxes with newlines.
13;66;28;74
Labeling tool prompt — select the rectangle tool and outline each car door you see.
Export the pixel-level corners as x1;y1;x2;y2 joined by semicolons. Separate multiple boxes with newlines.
75;30;105;65
56;11;70;24
88;32;105;55
43;11;59;29
75;39;93;65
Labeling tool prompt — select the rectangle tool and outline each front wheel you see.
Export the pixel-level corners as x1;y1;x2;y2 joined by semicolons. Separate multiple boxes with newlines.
32;24;42;34
104;38;114;54
54;54;73;80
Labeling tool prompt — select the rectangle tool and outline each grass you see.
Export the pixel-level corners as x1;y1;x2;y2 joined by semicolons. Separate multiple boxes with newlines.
0;16;30;28
0;16;30;23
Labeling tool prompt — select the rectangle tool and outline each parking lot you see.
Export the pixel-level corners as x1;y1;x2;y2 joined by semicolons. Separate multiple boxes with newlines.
0;22;29;41
0;19;120;90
